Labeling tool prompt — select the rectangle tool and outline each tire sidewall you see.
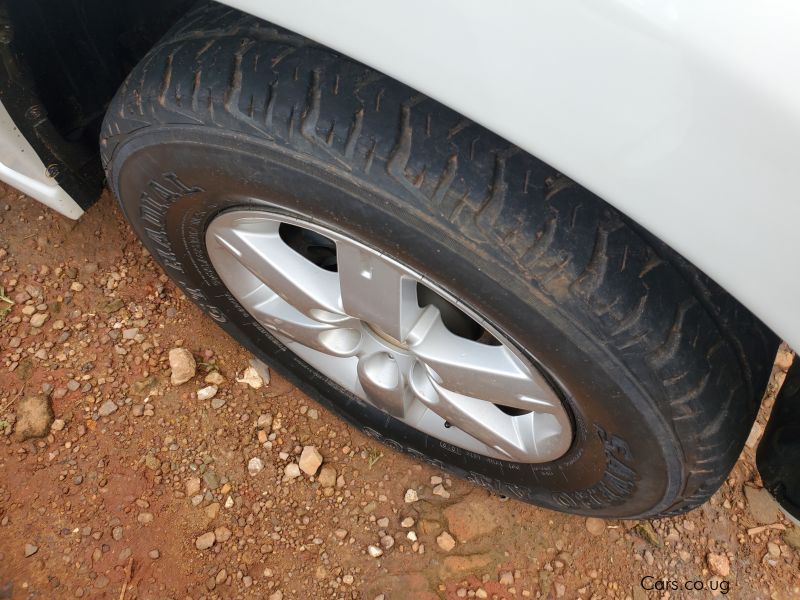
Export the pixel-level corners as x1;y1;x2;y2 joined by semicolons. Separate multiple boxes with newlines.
109;127;682;517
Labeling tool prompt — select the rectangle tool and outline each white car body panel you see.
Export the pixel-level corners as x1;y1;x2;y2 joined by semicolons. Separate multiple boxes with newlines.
220;0;800;351
2;2;797;351
0;101;84;219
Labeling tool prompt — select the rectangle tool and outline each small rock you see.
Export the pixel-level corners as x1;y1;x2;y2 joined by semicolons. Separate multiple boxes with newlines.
318;465;337;488
98;400;118;417
707;552;730;577
197;385;218;401
137;513;154;525
24;543;38;557
299;446;323;476
437;531;456;552
148;549;160;559
112;527;123;541
186;477;201;497
169;348;196;385
499;571;514;586
236;366;263;389
214;526;232;543
30;313;48;328
195;531;216;550
247;457;264;476
204;371;225;385
284;463;301;479
401;517;415;528
257;413;273;429
51;419;65;432
432;484;450;499
367;545;383;558
744;486;782;525
404;489;419;503
268;591;283;600
13;394;54;441
210;398;226;410
585;517;605;536
380;535;395;549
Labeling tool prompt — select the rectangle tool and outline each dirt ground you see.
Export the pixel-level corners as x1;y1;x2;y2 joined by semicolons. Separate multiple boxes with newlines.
0;183;798;600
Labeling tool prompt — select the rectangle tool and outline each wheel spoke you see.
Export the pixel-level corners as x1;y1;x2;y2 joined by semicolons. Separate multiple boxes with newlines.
407;306;561;413
244;287;352;354
409;362;531;461
211;216;346;321
336;239;423;342
357;352;414;418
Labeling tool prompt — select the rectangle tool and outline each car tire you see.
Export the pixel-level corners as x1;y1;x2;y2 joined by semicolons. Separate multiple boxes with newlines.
100;1;778;518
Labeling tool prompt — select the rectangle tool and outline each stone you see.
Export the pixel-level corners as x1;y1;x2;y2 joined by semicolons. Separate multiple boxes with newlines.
436;531;456;552
98;400;118;417
204;503;220;521
195;531;216;550
210;398;226;410
236;366;263;389
318;465;337;488
404;489;419;503
499;572;514;586
186;477;201;497
30;313;48;328
432;484;450;499
214;526;232;543
744;486;782;525
148;549;160;559
169;348;196;385
401;517;415;528
248;457;264;476
197;385;218;401
707;552;730;577
112;527;123;541
203;470;220;490
299;446;323;476
284;463;301;479
51;419;65;432
780;526;800;550
585;517;605;536
13;394;54;441
24;543;38;557
257;413;273;429
137;513;154;525
443;492;502;541
367;545;384;558
204;371;225;385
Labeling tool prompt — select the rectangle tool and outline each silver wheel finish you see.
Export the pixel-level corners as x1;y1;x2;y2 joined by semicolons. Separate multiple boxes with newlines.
206;210;572;463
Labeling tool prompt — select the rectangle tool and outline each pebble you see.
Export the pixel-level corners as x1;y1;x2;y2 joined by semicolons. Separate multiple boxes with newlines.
197;385;218;401
367;545;384;558
169;348;196;385
318;465;337;488
245;457;263;476
585;517;605;536
98;400;118;417
299;446;323;476
112;527;123;541
404;489;419;503
13;394;54;441
744;486;782;525
23;543;38;557
204;371;225;385
148;549;160;559
186;477;201;497
437;531;456;552
284;463;301;479
401;517;415;528
214;526;232;543
195;531;216;550
210;398;226;410
707;552;731;577
432;484;450;499
51;419;65;432
30;313;48;328
236;366;263;389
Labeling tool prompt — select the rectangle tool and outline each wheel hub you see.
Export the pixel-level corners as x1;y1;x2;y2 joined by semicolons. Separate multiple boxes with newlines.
205;210;573;463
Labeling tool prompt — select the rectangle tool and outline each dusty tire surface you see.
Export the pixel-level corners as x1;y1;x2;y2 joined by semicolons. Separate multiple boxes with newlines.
101;1;778;517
